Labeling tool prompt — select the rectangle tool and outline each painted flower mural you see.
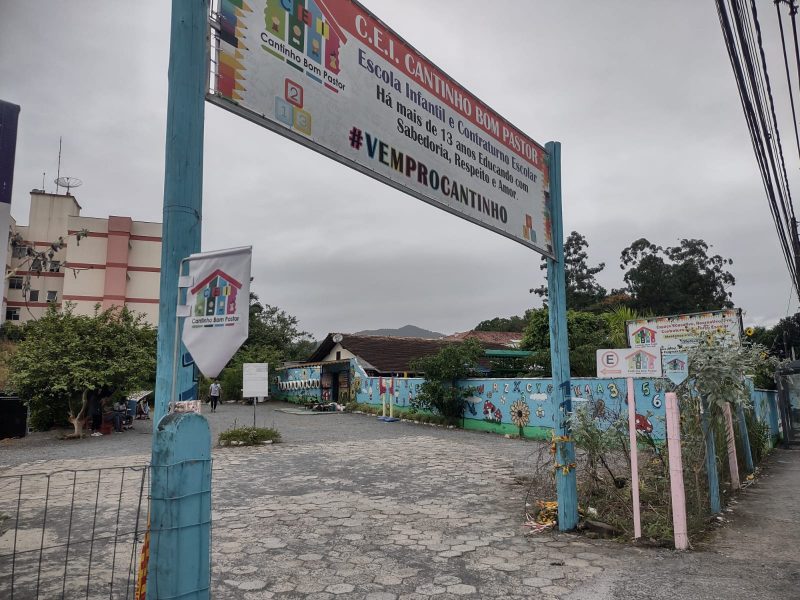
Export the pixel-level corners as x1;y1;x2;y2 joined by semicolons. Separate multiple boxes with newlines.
510;400;531;428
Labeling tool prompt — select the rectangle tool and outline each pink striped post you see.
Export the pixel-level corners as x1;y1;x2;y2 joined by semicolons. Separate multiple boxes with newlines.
627;377;641;539
665;392;688;550
723;402;740;491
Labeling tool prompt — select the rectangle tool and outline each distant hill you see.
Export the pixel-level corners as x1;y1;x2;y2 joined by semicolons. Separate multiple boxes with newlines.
354;324;445;339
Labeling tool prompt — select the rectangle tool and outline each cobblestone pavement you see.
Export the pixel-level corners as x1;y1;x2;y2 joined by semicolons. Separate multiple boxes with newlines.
209;434;616;600
2;404;798;599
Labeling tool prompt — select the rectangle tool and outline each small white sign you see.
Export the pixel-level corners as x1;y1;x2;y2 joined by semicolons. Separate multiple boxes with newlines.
243;363;270;398
173;400;202;414
596;348;663;378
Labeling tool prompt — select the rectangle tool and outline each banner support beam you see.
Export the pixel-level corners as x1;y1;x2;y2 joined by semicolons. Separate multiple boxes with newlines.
546;141;579;531
149;0;209;598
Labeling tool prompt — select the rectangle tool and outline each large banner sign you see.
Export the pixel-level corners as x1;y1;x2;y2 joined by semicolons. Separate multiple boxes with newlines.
181;246;252;378
626;309;743;352
208;0;553;257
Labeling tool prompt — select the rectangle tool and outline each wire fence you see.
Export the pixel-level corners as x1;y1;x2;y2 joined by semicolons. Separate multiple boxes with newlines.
0;465;149;600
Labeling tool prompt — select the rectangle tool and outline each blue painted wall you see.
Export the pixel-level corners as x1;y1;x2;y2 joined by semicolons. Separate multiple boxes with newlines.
752;387;780;443
274;360;778;443
273;365;322;401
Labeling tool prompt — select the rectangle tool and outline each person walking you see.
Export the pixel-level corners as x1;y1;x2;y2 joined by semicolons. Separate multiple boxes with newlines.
209;380;221;412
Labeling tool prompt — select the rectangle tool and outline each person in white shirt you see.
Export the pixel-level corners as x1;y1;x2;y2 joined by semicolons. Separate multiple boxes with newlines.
209;381;222;412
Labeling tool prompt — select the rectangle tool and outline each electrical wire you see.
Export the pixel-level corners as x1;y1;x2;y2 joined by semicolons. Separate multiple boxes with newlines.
716;0;800;298
775;1;800;162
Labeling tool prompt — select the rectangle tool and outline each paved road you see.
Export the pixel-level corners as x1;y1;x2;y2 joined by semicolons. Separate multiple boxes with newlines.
1;403;798;599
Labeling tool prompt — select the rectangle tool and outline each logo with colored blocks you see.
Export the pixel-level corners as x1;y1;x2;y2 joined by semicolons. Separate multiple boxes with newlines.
191;269;242;328
275;78;312;136
523;214;536;242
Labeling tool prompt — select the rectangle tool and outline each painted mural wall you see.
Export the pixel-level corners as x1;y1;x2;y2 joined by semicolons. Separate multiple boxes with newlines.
274;358;780;444
751;387;781;442
273;365;322;401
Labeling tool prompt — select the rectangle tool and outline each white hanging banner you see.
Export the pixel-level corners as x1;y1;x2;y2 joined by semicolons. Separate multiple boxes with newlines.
181;246;252;378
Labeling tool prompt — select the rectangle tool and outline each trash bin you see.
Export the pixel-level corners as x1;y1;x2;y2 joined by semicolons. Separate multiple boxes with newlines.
0;396;27;438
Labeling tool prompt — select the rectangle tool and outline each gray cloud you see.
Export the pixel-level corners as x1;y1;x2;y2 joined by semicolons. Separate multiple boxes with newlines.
2;1;796;339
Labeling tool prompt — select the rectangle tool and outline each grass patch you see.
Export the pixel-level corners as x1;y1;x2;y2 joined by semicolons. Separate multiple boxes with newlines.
218;425;281;447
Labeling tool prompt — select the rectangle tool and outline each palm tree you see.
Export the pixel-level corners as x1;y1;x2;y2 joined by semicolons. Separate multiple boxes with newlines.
603;306;642;348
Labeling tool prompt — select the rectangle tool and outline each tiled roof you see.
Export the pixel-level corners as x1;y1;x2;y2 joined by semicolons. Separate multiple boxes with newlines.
307;334;507;375
443;331;522;347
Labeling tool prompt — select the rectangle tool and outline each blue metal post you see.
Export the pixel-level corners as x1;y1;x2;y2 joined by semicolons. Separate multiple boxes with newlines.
700;397;722;514
149;414;212;599
545;141;578;531
154;0;207;426
736;403;754;474
148;1;209;598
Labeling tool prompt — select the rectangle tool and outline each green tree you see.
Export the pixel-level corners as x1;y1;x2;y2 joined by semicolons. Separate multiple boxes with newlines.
244;296;315;360
211;295;315;401
620;238;735;315
521;308;612;377
744;325;775;350
409;339;483;425
10;304;155;435
533;231;607;311
474;312;531;332
758;313;800;360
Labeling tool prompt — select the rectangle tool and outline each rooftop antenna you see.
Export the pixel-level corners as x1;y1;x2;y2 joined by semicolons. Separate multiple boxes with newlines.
54;176;82;196
55;137;62;194
41;172;45;191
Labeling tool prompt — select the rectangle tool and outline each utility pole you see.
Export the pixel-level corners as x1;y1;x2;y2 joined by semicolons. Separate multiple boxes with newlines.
147;1;211;598
545;141;579;531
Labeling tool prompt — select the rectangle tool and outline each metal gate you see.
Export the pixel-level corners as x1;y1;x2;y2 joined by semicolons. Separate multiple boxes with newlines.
0;465;149;599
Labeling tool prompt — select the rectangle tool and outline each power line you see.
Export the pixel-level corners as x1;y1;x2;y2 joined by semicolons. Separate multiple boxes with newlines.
775;1;800;162
715;0;800;299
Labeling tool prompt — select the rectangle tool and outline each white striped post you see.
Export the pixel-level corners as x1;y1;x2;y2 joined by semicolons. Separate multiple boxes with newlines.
723;402;740;490
626;377;641;539
665;392;688;550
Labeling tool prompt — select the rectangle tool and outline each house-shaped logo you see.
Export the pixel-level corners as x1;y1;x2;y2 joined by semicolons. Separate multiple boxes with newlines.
631;326;657;346
191;269;242;328
665;357;686;371
625;350;659;372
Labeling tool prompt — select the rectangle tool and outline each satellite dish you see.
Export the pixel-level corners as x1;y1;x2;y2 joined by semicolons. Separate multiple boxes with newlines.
332;333;343;343
54;176;82;195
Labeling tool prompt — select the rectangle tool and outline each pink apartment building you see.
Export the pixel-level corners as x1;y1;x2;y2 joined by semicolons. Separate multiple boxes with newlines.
4;190;162;325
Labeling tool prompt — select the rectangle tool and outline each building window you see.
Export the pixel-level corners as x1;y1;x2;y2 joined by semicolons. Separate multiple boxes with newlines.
336;351;341;360
11;245;28;259
47;291;58;303
48;261;61;272
5;308;19;321
28;290;39;302
9;276;23;290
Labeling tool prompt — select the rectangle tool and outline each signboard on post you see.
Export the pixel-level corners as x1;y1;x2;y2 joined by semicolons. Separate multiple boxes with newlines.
626;309;742;352
596;348;663;378
662;352;689;386
181;246;252;378
243;363;270;398
207;0;553;257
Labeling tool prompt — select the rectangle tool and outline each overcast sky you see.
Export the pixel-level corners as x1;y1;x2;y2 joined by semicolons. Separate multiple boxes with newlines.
2;1;797;339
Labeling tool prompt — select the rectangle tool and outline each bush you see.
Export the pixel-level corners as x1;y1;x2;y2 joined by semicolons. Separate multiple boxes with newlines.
219;426;281;446
409;339;483;426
